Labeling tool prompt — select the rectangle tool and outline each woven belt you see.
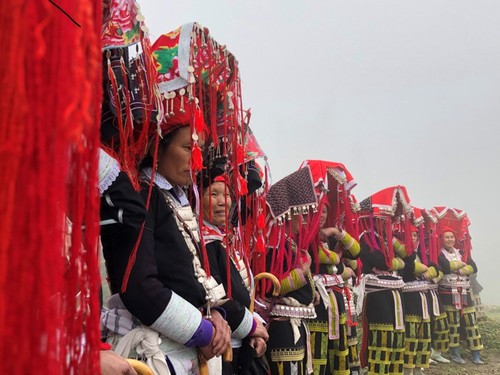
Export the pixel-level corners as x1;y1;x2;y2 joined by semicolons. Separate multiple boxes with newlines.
270;304;317;319
402;281;431;293
314;274;344;288
364;274;405;291
439;279;470;289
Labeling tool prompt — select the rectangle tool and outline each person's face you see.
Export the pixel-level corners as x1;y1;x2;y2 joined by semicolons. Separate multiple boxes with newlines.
319;205;328;229
157;126;193;187
202;181;232;226
442;231;455;250
411;231;418;248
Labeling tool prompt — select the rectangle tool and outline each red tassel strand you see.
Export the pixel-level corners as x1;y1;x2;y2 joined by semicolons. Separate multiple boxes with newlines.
0;1;102;373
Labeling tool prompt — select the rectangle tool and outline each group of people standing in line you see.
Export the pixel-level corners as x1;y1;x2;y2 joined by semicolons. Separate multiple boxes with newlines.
1;2;486;375
99;137;485;375
93;6;484;375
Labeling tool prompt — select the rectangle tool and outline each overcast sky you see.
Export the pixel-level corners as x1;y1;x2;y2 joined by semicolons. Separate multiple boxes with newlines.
140;0;500;304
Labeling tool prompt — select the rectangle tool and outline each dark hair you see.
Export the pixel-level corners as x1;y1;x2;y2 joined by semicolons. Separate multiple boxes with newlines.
138;127;181;171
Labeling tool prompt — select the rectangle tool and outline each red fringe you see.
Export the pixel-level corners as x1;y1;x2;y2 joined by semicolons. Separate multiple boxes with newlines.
0;1;102;373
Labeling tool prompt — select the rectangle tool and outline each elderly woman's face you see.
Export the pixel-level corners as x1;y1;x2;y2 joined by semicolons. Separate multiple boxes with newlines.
157;126;193;187
202;181;232;226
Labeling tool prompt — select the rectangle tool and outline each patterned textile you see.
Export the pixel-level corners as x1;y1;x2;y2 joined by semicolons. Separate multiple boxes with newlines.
327;310;349;375
150;21;247;181
266;166;317;220
100;0;159;187
300;160;356;192
99;148;120;195
366;328;405;375
202;220;225;244
364;289;405;375
430;312;449;352
299;159;359;238
403;318;431;369
358;186;411;217
347;326;360;374
444;306;483;350
402;291;432;369
102;0;142;49
267;320;308;375
152;27;181;83
102;52;160;128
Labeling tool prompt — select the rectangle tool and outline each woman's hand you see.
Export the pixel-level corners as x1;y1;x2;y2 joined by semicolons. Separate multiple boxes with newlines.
208;309;231;356
313;291;321;306
300;251;312;273
320;227;342;241
100;350;138;375
249;337;267;357
250;319;269;342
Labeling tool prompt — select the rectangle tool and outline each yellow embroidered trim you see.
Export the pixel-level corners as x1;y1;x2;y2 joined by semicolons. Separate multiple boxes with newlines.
270;347;305;362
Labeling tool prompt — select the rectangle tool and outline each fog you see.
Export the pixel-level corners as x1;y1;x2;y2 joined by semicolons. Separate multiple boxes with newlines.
140;0;500;305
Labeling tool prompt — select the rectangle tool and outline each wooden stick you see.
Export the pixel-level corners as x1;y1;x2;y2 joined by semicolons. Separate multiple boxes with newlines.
249;272;281;313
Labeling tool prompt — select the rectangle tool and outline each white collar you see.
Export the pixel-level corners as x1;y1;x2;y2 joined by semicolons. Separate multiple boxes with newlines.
142;167;190;207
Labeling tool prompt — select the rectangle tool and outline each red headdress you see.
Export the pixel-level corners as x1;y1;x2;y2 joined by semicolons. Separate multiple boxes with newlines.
150;23;249;174
419;208;439;264
299;160;360;273
431;206;472;261
262;166;318;287
410;206;431;265
101;0;161;188
299;160;358;236
358;186;413;268
122;22;247;291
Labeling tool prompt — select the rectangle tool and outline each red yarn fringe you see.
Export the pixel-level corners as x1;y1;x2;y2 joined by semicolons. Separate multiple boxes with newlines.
0;1;102;373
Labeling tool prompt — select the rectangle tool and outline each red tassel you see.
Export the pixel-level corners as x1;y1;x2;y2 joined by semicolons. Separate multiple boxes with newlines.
236;145;245;165
191;143;203;171
194;107;206;135
256;235;266;253
257;212;265;230
0;2;102;373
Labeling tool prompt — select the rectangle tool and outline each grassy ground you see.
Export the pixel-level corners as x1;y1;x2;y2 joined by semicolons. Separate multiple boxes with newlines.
425;306;500;375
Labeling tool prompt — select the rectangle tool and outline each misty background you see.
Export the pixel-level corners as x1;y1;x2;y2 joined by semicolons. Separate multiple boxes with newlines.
140;0;500;304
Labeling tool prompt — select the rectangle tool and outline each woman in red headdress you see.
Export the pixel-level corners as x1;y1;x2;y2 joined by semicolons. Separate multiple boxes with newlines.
101;122;234;374
357;186;413;375
200;173;270;374
437;227;483;365
398;224;440;375
262;167;319;375
308;197;360;375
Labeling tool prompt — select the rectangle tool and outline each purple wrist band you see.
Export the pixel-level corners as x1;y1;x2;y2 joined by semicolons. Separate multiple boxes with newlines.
212;306;226;319
249;319;257;336
185;319;213;348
